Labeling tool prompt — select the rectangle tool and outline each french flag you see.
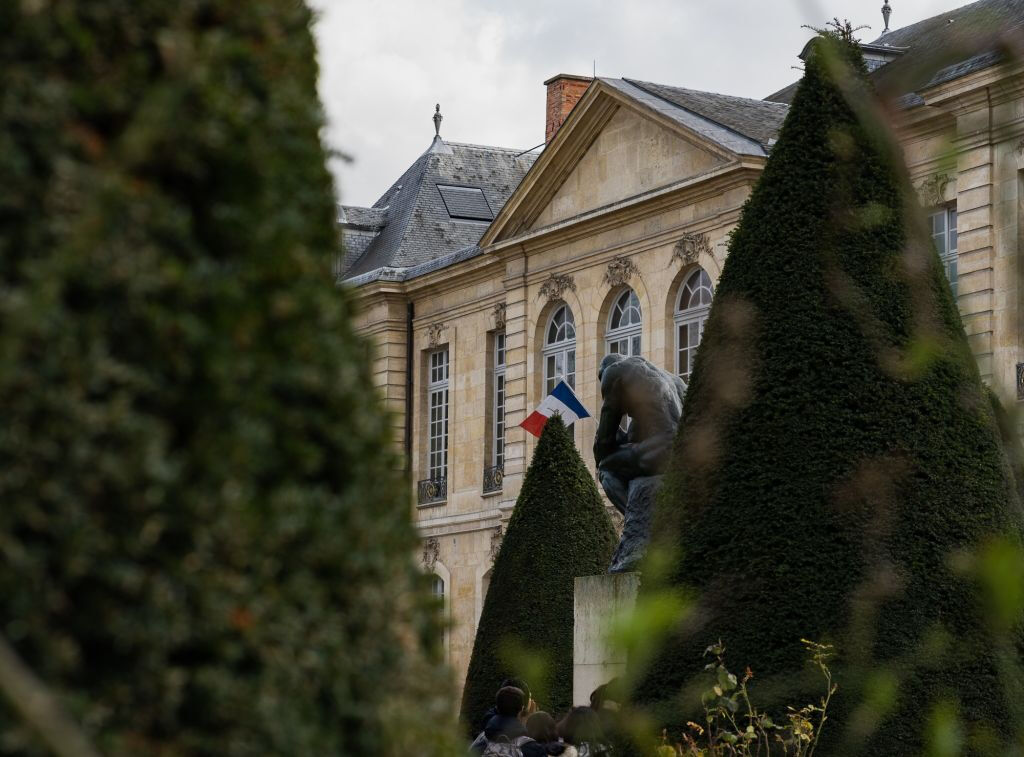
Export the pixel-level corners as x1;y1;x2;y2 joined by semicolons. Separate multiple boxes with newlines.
519;381;591;438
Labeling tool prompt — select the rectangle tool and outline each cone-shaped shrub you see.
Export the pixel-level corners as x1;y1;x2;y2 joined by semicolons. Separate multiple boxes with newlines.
0;3;453;755
461;416;616;733
634;33;1024;753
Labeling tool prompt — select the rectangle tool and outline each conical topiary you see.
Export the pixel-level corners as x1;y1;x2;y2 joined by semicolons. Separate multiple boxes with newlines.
0;3;453;755
634;31;1024;753
460;416;616;733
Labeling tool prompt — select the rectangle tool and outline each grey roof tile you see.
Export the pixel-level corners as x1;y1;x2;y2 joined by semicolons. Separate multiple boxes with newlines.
870;0;1024;96
599;79;770;157
338;205;386;229
765;0;1024;104
622;79;789;150
340;139;537;279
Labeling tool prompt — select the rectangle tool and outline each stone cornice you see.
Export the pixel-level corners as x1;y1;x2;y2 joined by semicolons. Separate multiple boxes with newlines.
487;160;761;256
921;61;1024;111
519;206;741;288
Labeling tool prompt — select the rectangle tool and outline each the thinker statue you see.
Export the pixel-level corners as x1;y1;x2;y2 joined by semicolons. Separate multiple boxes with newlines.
594;354;686;573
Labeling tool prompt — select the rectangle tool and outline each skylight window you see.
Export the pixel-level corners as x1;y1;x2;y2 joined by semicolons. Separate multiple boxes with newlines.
437;184;494;222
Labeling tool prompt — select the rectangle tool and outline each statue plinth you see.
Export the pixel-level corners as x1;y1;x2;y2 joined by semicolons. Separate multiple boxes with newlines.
573;572;640;705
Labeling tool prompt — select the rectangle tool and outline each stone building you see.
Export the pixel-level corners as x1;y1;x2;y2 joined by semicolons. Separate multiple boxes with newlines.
339;0;1024;688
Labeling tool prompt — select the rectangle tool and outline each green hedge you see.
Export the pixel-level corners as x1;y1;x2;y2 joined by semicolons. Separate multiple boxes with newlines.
0;3;452;755
460;417;616;734
634;34;1024;754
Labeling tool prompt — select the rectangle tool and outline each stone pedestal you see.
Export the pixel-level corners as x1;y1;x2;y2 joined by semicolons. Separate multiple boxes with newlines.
573;572;640;705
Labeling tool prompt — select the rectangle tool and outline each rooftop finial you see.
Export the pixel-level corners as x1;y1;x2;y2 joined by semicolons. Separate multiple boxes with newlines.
433;104;443;138
881;0;892;33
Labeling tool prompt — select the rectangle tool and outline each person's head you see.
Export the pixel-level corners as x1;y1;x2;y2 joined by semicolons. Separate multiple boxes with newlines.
526;711;558;743
499;677;531;703
495;686;526;718
598;353;625;381
591;678;622;711
559;706;605;745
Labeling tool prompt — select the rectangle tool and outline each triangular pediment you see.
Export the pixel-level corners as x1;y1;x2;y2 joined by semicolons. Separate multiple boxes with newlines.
482;79;751;246
530;106;727;230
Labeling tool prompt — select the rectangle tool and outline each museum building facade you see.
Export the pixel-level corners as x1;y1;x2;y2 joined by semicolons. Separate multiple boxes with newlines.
339;1;1024;687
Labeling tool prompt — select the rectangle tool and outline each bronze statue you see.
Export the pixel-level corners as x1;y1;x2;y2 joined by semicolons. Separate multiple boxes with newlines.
594;354;686;572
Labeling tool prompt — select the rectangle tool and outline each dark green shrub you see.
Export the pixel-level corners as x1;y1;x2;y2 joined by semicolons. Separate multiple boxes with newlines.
460;416;616;734
0;3;453;755
634;33;1024;754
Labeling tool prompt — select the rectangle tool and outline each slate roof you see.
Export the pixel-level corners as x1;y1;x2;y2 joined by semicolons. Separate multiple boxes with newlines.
764;0;1024;104
337;205;386;230
340;137;537;279
622;79;789;150
871;0;1024;96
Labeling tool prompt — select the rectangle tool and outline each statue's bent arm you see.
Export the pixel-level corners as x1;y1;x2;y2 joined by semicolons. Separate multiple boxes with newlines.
594;367;624;465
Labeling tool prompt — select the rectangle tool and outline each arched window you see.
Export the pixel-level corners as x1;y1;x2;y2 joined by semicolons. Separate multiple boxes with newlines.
431;575;445;601
675;268;713;385
605;289;642;357
478;568;492;624
543;305;576;394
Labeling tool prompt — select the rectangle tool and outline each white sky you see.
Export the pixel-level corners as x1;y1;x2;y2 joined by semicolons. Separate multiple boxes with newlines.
309;0;971;207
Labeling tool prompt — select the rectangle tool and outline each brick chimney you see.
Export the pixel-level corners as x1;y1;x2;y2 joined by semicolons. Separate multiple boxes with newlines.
544;74;593;143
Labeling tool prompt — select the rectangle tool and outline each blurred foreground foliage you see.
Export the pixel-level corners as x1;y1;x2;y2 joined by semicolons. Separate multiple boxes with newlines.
0;1;455;754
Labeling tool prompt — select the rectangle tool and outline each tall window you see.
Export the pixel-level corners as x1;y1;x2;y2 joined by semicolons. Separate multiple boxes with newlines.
544;305;576;394
428;349;449;481
675;268;713;385
605;289;643;357
493;332;506;468
432;574;449;660
930;206;958;296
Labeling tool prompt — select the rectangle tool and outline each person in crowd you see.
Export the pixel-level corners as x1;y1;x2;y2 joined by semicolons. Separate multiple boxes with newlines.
589;679;625;752
470;686;532;755
522;711;571;757
477;677;533;735
558;706;612;757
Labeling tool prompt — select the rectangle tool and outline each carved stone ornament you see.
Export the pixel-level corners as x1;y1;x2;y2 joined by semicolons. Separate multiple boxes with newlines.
604;256;639;288
917;173;951;207
492;302;507;330
489;526;503;564
538;273;577;301
426;322;447;348
672;232;712;266
422;537;440;571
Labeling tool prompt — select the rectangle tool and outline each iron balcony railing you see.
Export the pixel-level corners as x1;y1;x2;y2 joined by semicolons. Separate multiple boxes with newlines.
482;464;503;494
417;476;447;506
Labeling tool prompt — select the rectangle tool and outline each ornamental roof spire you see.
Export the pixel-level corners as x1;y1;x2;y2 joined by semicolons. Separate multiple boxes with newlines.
881;0;892;34
433;104;443;138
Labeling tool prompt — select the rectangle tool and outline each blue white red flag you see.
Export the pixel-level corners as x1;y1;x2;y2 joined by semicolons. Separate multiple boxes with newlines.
519;381;590;437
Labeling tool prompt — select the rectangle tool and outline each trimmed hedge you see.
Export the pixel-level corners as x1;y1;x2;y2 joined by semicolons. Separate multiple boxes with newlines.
634;34;1024;754
0;3;453;755
460;417;616;734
